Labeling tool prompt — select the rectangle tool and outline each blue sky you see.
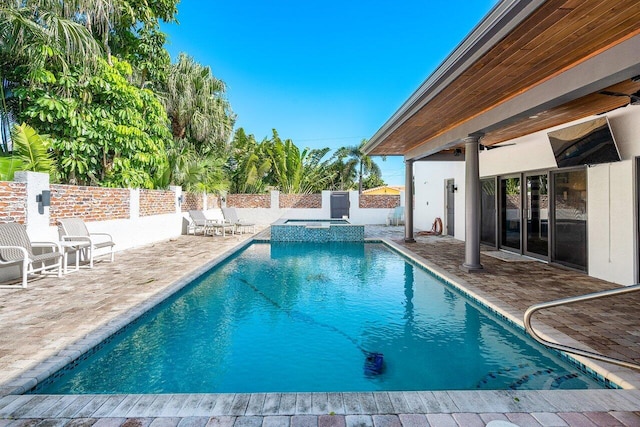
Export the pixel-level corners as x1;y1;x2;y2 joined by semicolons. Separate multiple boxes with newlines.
162;1;498;185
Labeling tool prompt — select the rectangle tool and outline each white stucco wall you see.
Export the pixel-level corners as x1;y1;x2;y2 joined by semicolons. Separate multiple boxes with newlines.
479;132;557;177
586;106;640;285
414;161;465;239
587;161;635;284
220;190;400;226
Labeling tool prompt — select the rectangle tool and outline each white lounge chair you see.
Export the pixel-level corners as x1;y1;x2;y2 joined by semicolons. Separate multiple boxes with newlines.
188;210;235;237
222;208;256;234
387;206;404;226
57;218;115;268
0;222;62;288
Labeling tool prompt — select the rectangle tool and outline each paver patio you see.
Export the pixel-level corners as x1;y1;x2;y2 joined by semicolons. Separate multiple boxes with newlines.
1;225;640;426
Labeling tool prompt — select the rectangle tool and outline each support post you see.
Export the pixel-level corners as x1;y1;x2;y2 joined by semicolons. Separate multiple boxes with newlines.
404;159;415;243
461;134;484;272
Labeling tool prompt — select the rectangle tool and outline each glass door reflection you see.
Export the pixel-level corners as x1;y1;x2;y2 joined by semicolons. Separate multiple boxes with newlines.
481;178;497;246
525;174;548;259
500;176;521;251
551;168;587;271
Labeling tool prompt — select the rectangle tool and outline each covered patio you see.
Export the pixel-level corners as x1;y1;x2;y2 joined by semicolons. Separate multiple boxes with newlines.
363;0;640;275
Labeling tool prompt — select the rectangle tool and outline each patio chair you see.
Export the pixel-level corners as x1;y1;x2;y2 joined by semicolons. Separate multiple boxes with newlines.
387;206;404;226
57;218;115;268
222;208;256;234
188;210;235;237
0;222;62;288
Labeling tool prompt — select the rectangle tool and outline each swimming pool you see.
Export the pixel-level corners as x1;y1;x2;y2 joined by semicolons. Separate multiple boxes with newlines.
32;242;603;394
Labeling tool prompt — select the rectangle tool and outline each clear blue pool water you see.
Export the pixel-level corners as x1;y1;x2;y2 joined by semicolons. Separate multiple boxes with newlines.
34;242;603;394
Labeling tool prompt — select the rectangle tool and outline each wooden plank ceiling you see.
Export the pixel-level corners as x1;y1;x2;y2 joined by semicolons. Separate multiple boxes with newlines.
369;0;640;156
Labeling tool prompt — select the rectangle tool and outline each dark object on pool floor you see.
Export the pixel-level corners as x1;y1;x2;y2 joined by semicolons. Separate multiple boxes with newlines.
364;352;384;375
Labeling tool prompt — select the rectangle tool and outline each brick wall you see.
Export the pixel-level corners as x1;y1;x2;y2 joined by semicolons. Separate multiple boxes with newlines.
140;189;175;217
181;192;203;212
227;194;271;208
279;194;322;208
359;195;400;209
0;182;27;224
50;184;130;225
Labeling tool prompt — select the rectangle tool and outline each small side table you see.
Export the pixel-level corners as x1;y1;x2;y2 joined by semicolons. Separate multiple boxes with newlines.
59;241;91;274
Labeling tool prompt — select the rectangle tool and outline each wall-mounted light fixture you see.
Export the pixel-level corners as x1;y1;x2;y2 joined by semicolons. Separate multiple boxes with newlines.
178;195;184;205
36;190;51;207
453;148;462;157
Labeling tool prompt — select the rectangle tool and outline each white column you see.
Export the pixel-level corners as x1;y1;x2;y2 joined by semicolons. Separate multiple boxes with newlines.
13;171;50;238
170;185;182;214
404;159;415;243
461;134;483;272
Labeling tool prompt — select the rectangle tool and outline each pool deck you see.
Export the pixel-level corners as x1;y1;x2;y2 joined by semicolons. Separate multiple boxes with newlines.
1;225;640;426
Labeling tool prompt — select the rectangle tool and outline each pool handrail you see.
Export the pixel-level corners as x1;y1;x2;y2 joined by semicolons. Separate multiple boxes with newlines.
524;283;640;372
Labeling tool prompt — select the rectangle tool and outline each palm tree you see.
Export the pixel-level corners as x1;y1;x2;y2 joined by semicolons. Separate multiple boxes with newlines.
0;0;103;152
267;131;335;194
229;128;272;194
335;139;384;193
162;53;235;156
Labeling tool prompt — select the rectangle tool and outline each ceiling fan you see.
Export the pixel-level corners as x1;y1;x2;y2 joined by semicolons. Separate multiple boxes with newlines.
599;90;640;106
479;142;516;151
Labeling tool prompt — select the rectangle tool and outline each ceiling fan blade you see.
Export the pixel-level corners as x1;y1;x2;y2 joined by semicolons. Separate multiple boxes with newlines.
479;143;516;150
600;90;630;98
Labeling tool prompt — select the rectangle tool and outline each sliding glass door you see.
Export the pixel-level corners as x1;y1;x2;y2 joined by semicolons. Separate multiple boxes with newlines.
551;168;587;271
481;178;497;246
500;176;521;251
524;174;549;259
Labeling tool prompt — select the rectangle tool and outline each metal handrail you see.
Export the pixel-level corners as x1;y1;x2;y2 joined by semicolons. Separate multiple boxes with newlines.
524;283;640;372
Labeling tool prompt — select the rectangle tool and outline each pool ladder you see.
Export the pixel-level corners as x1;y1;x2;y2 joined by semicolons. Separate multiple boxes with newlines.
524;283;640;372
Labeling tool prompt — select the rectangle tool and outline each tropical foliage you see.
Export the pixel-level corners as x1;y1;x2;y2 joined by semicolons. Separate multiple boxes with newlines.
161;53;235;192
14;58;171;188
227;128;385;194
0;1;386;193
334;139;384;193
0;122;54;180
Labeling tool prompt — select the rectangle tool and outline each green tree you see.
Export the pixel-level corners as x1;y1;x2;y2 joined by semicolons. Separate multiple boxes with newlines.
14;57;171;188
327;150;358;191
335;139;384;194
263;130;335;194
160;54;235;193
0;0;103;152
107;0;178;89
162;54;235;156
228;128;272;193
361;174;386;190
